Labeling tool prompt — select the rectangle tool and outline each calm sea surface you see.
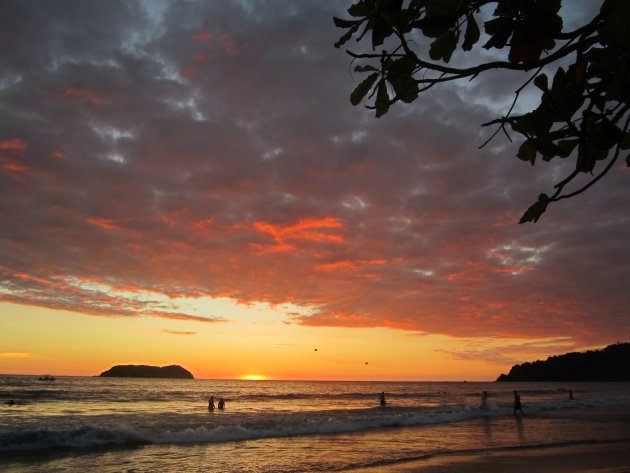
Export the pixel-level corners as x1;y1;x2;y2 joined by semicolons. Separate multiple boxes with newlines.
1;376;630;472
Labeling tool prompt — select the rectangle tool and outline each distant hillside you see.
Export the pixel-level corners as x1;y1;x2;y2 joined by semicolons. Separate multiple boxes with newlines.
99;364;194;379
497;343;630;382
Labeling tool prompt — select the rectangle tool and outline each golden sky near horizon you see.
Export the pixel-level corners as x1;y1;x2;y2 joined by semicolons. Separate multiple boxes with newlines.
0;301;580;381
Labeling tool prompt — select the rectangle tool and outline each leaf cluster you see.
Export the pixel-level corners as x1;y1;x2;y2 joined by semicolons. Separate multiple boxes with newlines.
334;0;630;223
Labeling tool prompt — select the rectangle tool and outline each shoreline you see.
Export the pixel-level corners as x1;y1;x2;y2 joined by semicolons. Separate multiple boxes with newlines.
345;439;630;472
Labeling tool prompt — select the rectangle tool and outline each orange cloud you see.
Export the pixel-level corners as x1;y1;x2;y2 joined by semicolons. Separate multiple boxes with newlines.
1;269;226;324
446;260;486;282
254;217;343;252
13;272;58;287
1;161;28;173
65;88;107;105
0;352;33;358
293;310;373;327
0;138;27;150
185;30;240;76
191;218;215;232
86;217;141;238
160;208;192;226
219;32;239;55
149;312;224;323
87;217;123;231
193;31;213;42
317;259;386;271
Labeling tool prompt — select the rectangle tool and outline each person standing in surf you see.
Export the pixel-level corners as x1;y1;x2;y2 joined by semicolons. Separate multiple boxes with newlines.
480;391;489;410
208;396;215;411
513;391;523;416
379;391;386;407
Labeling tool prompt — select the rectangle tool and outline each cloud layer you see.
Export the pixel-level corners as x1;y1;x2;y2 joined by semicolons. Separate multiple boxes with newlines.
1;0;628;348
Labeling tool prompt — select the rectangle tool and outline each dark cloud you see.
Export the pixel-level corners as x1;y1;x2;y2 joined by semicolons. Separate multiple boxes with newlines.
0;0;627;348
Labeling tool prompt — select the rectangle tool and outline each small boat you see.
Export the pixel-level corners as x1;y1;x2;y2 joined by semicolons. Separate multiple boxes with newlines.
38;375;56;381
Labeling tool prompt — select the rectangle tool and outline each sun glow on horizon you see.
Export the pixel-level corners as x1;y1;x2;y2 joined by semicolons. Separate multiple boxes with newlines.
241;374;267;381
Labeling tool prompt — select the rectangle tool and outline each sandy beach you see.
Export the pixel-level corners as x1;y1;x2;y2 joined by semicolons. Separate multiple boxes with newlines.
348;440;630;473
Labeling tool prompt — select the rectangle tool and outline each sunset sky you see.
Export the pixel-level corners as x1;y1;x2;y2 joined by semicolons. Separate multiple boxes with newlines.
1;0;628;381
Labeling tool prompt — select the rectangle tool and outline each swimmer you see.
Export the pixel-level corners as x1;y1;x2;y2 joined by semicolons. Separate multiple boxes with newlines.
480;391;489;409
379;391;386;407
513;391;523;416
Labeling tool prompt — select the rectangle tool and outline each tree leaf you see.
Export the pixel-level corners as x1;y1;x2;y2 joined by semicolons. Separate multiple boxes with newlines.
533;138;560;160
426;0;462;17
389;74;418;103
350;72;378;106
462;16;480;51
534;74;548;91
599;0;630;49
519;194;549;224
589;119;622;151
335;24;359;48
429;29;458;62
556;139;579;158
388;56;416;75
483;17;513;50
576;142;596;173
509;24;544;63
517;139;537;165
375;80;390;117
333;17;360;28
510;113;550;136
414;16;456;38
348;1;370;18
372;18;393;47
388;57;418;103
605;63;630;101
354;64;378;73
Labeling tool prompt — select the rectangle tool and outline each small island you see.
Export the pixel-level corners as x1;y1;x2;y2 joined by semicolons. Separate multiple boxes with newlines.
99;364;194;379
497;343;630;382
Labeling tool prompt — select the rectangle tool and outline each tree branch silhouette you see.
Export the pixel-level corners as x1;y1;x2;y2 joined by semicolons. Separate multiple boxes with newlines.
335;0;629;223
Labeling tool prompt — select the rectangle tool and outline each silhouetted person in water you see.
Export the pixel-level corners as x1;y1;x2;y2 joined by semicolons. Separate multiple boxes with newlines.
569;389;573;400
513;391;523;416
208;396;215;411
218;397;225;409
379;391;386;407
480;391;489;409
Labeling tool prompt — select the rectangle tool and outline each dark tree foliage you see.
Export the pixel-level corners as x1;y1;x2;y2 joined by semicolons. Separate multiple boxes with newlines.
496;342;630;381
334;0;630;223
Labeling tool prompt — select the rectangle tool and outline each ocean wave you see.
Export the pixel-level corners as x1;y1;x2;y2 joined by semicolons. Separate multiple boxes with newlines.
3;393;629;454
233;392;434;400
0;404;562;452
0;409;464;453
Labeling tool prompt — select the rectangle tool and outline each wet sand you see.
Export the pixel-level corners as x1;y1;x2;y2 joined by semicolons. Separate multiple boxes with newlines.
347;440;630;472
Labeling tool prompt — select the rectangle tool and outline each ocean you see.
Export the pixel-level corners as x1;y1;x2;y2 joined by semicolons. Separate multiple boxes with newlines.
1;376;630;472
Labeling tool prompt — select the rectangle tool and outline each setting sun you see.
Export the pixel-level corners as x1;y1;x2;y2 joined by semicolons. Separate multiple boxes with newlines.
241;374;267;381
